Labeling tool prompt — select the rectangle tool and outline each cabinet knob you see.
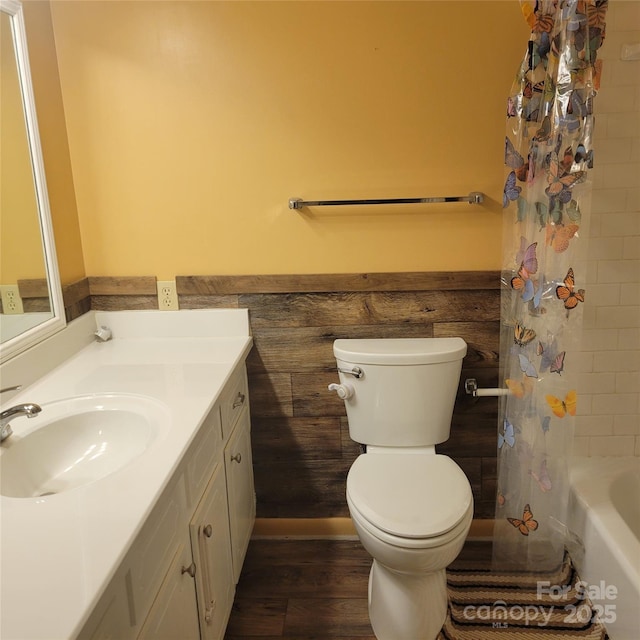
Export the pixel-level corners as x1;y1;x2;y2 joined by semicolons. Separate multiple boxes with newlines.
232;392;245;408
181;562;196;578
203;524;213;538
230;452;242;463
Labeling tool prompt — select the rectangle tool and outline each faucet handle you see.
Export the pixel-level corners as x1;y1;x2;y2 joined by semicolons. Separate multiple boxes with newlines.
0;385;22;394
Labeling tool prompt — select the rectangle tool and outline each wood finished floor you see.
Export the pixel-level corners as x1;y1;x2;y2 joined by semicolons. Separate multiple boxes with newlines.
224;539;492;639
224;539;375;639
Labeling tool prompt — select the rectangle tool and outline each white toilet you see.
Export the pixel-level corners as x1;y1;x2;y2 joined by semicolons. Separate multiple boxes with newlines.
330;337;474;640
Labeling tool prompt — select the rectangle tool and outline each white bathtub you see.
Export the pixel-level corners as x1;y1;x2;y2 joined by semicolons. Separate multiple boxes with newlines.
569;456;640;640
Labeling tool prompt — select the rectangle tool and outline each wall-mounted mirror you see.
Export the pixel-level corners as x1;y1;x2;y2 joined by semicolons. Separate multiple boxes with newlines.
0;0;65;363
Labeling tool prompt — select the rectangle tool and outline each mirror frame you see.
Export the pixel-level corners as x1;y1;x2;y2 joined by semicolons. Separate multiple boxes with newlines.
1;0;66;363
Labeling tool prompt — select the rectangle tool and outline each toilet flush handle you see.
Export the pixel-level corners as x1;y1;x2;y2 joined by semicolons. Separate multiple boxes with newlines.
328;383;354;400
337;366;363;379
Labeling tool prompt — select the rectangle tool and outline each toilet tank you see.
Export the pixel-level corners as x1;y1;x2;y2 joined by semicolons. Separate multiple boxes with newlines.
333;338;467;447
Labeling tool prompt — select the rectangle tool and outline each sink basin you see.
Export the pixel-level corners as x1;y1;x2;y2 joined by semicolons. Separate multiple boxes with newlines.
0;394;170;498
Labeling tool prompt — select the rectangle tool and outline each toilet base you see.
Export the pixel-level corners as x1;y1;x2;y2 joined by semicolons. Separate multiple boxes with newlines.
368;559;447;640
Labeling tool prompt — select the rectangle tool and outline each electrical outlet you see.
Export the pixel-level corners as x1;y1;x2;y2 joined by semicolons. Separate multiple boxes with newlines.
157;280;179;311
1;284;24;314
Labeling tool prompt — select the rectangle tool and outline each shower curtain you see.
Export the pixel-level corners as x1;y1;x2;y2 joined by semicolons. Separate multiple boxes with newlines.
495;0;608;572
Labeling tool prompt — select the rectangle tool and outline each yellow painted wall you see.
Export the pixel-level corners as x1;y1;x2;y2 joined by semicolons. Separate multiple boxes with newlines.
48;0;529;278
22;0;85;285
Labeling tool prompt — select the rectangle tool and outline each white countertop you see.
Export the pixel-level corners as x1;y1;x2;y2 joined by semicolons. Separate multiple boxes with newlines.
0;310;252;640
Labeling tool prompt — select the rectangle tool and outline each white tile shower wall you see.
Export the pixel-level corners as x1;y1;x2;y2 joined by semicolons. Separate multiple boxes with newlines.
573;0;640;457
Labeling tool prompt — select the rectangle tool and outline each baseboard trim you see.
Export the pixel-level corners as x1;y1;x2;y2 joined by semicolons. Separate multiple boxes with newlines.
252;517;358;540
252;518;495;540
466;518;495;540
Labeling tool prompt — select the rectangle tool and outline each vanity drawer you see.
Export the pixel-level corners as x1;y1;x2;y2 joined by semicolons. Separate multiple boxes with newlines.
220;366;248;438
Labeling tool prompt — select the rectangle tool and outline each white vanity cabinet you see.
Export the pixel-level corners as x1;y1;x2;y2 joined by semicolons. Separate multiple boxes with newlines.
225;408;255;583
221;366;256;583
78;363;255;640
189;464;234;640
137;532;201;640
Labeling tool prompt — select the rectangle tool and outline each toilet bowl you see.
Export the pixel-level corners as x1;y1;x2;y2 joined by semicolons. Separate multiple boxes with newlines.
330;337;473;640
346;450;473;640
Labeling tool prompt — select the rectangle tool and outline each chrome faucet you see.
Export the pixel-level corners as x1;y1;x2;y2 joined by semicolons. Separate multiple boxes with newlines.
0;386;42;442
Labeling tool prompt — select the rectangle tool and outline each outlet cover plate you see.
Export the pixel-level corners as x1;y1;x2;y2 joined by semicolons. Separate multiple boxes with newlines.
156;280;179;311
1;284;24;314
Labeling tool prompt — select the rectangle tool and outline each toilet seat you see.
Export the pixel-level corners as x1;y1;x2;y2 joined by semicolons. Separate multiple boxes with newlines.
346;453;473;540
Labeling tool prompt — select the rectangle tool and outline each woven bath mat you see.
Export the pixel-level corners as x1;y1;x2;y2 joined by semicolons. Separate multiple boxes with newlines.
437;551;610;640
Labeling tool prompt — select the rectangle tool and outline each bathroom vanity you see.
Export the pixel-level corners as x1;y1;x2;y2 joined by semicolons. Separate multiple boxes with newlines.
0;310;255;640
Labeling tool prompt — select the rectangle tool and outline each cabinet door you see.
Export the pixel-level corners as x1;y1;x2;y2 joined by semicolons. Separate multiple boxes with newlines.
224;408;256;583
83;579;133;640
189;464;235;640
137;535;200;640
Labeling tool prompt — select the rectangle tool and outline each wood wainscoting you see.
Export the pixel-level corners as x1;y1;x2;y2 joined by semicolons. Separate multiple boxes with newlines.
86;271;502;519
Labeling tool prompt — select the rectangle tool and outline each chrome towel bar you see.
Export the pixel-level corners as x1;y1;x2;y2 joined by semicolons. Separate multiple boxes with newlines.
288;192;484;210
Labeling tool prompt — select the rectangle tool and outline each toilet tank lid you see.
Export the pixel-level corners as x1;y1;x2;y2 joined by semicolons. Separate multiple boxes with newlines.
333;338;467;365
